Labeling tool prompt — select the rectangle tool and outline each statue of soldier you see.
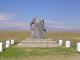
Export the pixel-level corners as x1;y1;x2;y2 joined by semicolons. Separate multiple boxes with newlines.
30;17;46;39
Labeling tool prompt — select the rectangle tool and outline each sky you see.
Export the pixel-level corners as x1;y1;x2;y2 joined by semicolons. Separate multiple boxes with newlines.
0;0;80;31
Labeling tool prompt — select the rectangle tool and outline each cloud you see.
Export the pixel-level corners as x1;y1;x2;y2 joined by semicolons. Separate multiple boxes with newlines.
0;19;78;31
0;14;79;31
0;12;30;30
45;20;80;31
0;22;30;30
0;14;12;21
0;12;17;21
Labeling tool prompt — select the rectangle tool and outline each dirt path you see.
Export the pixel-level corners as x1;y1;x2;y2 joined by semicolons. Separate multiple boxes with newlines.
2;54;80;60
24;54;80;60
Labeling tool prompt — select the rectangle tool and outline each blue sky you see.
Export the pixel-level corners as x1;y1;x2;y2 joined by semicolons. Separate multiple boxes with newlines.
0;0;80;31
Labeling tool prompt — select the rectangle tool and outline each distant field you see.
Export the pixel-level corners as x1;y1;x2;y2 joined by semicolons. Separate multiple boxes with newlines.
0;30;80;42
0;30;30;41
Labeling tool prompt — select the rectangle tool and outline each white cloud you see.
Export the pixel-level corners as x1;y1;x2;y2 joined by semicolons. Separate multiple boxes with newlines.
0;22;30;30
0;13;30;30
45;19;80;31
0;16;79;31
0;14;12;21
0;12;17;21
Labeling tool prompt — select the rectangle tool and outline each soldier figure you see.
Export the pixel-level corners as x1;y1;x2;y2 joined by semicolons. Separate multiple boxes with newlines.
30;17;46;39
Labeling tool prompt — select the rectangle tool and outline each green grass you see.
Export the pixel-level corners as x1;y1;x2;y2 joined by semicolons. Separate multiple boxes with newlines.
0;30;80;42
0;43;77;58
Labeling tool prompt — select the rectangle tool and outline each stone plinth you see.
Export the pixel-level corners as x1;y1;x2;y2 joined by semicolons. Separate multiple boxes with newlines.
18;38;60;48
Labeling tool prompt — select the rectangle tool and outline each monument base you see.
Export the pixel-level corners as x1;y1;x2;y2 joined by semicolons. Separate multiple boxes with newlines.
18;38;60;48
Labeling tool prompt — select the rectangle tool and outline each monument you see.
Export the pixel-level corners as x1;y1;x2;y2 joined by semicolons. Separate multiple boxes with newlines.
18;17;59;48
30;17;46;39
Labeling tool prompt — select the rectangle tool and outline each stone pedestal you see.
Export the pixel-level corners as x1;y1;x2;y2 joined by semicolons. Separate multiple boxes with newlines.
18;38;60;48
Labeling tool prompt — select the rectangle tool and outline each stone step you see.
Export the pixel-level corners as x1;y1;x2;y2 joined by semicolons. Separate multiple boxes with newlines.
18;40;60;48
25;38;53;41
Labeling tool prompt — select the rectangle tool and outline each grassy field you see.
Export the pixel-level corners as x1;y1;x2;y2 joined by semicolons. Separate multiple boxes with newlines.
0;30;80;60
0;43;78;60
0;30;80;41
